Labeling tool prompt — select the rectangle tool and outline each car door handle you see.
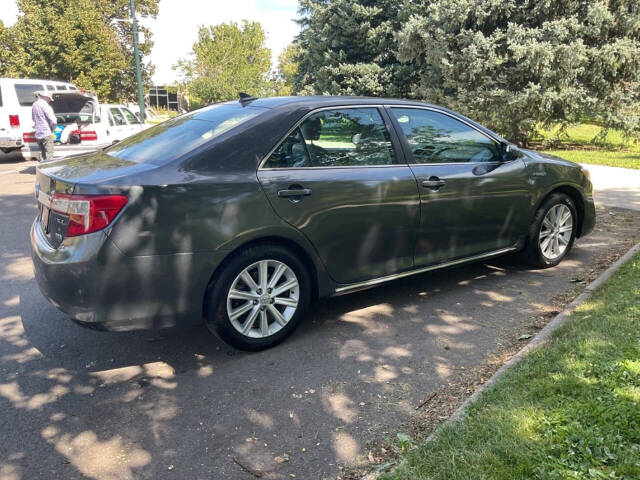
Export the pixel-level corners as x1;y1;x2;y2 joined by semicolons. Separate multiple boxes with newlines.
421;178;446;190
277;188;313;198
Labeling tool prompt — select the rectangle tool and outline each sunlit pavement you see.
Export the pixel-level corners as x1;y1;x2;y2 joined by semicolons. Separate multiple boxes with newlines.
1;156;639;480
581;163;640;211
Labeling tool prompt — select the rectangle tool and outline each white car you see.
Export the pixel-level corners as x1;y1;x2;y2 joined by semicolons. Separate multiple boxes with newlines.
0;78;78;154
21;91;151;160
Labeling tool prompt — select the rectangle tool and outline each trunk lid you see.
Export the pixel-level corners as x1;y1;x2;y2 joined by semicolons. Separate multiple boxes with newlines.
34;151;156;247
51;91;98;123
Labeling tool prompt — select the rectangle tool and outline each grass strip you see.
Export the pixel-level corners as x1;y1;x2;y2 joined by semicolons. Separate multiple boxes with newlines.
382;251;640;480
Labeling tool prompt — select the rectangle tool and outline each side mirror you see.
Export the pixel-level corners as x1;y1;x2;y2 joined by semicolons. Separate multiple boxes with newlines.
500;143;519;162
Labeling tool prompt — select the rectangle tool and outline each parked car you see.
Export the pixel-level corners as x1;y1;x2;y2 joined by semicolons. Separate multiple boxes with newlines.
31;96;596;350
21;91;150;160
0;78;77;154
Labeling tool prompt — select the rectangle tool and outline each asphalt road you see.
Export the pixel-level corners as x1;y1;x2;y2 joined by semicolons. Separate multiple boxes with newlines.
1;154;639;480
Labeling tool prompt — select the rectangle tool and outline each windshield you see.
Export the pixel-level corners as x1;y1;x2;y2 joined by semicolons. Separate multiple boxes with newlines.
106;103;264;165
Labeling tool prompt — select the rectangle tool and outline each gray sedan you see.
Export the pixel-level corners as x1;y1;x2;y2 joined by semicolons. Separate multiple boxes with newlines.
31;96;595;350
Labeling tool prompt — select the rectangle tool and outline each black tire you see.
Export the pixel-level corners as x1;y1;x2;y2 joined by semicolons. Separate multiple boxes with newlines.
205;243;311;351
523;193;578;268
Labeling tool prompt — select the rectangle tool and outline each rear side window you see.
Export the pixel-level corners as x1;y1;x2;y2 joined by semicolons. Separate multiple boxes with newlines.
391;108;500;164
56;85;67;90
106;103;262;165
15;84;44;106
68;86;77;90
266;107;395;168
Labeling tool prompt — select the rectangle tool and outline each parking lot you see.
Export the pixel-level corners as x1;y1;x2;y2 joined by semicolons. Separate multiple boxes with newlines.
1;154;640;480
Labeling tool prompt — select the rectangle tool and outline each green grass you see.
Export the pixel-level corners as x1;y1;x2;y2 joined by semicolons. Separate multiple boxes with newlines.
382;252;640;480
533;123;640;169
542;149;640;170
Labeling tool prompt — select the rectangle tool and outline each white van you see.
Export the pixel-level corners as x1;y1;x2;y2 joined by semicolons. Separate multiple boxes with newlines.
0;78;78;154
20;92;150;160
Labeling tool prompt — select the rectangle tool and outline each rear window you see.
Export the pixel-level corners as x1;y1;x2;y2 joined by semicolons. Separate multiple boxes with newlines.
106;103;264;165
15;84;45;106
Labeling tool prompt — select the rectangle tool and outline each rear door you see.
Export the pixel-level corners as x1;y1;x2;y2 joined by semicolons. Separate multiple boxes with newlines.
387;107;531;266
14;82;44;132
109;107;129;140
258;106;420;285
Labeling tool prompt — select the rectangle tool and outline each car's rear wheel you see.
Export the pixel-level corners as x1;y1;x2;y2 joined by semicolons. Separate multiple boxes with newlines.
206;244;311;351
523;193;577;268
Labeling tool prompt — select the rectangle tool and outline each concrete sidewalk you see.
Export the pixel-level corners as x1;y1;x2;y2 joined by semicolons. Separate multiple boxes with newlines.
581;163;640;211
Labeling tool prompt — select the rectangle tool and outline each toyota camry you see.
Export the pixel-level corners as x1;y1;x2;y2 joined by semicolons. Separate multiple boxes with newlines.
31;95;595;350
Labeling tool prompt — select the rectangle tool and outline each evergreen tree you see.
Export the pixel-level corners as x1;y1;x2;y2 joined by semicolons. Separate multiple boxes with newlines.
295;0;417;97
397;0;640;145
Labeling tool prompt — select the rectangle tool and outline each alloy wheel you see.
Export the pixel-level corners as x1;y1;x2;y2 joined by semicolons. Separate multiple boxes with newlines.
226;259;300;338
539;204;573;260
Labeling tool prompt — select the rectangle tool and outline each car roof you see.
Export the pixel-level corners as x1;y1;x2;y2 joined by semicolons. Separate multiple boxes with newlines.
232;95;508;144
243;95;437;110
0;77;75;85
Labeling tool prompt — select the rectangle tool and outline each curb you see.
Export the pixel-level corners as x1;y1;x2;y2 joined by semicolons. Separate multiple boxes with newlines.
425;239;640;439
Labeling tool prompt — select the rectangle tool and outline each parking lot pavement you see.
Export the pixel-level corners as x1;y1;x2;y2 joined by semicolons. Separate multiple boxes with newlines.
1;161;639;480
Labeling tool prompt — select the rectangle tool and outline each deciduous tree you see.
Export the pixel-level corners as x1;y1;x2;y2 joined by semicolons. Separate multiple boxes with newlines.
0;0;159;101
176;21;272;108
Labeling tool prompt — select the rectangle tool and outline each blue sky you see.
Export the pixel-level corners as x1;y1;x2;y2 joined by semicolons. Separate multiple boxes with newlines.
0;0;301;85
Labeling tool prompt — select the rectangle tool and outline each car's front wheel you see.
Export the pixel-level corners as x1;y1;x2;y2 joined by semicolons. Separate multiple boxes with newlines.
206;244;311;351
524;192;578;268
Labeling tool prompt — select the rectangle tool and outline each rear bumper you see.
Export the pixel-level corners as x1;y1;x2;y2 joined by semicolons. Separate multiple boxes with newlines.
30;219;228;330
0;133;23;149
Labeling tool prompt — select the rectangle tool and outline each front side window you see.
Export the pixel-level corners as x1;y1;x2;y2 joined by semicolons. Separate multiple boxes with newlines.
56;85;67;90
391;108;500;164
15;84;44;106
121;108;141;124
110;108;127;126
266;107;395;168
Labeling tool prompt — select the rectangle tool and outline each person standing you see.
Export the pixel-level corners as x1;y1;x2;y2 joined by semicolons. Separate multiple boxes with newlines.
31;91;57;162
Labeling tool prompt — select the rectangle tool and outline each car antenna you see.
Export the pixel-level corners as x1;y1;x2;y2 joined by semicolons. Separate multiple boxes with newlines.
238;92;257;106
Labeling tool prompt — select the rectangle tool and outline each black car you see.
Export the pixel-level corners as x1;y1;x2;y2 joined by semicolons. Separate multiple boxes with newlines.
31;96;595;350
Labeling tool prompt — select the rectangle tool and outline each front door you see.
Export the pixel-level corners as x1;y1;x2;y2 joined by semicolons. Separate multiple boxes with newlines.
258;107;420;285
387;106;531;267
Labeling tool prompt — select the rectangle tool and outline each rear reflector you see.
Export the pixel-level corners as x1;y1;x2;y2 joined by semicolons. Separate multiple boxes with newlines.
9;115;20;127
70;130;98;142
49;194;128;237
23;132;37;143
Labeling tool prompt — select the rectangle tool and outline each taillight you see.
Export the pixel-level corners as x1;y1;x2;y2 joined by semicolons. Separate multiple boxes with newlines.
9;115;20;127
23;132;37;143
50;194;128;237
70;130;98;142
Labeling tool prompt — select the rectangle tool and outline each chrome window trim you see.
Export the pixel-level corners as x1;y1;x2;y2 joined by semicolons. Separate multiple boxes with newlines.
334;246;518;294
387;105;504;166
258;104;397;170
